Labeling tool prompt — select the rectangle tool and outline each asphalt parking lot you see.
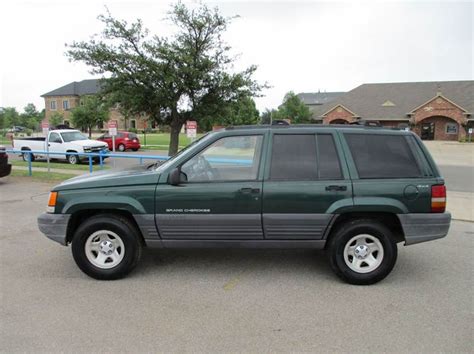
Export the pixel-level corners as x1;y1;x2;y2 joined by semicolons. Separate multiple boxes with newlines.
0;178;472;352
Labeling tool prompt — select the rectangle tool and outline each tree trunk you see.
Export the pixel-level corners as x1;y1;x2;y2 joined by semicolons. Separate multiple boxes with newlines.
168;111;183;156
88;125;92;138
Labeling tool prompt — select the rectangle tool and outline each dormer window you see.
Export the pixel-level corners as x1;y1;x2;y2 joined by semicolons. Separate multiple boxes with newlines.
382;100;395;107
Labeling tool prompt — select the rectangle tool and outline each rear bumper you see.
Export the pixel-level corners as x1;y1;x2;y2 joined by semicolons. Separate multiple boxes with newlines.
398;212;451;245
37;213;71;246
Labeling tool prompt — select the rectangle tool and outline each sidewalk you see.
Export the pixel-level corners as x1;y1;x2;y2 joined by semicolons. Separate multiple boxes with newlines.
448;191;474;222
424;141;474;166
13;166;86;175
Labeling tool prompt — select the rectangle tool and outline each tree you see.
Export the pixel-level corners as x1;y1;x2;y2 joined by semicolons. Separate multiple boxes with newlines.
70;96;109;137
1;107;20;128
198;95;259;131
260;108;278;124
276;92;311;124
20;103;41;130
49;112;64;128
66;3;265;155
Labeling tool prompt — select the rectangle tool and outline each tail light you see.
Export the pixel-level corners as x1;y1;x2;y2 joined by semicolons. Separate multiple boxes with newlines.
431;185;446;213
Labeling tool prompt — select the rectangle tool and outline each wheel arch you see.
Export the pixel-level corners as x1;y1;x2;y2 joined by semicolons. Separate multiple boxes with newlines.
66;209;145;245
324;212;405;248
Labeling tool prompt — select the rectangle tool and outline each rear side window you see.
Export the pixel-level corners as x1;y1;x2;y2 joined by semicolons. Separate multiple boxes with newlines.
345;134;422;178
270;134;317;180
128;133;137;139
269;134;343;180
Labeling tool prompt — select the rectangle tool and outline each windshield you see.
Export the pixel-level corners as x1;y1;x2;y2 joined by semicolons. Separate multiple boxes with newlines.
60;131;88;142
155;132;214;172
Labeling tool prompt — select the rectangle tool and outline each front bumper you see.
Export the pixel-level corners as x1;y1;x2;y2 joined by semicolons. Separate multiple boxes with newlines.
37;213;71;246
398;212;452;245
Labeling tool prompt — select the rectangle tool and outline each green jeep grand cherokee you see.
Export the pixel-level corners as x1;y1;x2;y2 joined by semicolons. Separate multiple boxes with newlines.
38;125;451;284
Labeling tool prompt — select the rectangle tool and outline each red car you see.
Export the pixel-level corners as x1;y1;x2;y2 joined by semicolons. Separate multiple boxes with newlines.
97;131;141;152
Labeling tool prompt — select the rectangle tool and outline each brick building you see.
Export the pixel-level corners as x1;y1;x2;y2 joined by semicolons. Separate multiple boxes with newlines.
299;81;473;141
41;79;148;130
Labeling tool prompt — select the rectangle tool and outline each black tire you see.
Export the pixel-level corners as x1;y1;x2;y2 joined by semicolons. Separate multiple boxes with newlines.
71;214;142;280
118;144;126;152
67;152;80;165
327;219;397;285
22;150;35;162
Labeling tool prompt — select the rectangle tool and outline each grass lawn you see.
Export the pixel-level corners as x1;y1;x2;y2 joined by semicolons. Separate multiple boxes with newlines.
0;136;12;145
138;133;204;149
10;160;110;171
10;169;77;182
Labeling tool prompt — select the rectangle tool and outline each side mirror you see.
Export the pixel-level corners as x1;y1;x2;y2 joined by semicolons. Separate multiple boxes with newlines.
168;168;181;186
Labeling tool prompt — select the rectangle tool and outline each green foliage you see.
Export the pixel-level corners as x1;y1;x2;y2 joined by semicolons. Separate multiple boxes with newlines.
66;3;266;155
260;108;277;124
1;107;20;129
49;112;64;127
20;103;42;130
275;92;312;124
70;96;109;137
199;96;260;131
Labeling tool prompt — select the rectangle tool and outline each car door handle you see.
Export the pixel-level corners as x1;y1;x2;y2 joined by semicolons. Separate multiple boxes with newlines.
239;187;260;194
325;185;347;191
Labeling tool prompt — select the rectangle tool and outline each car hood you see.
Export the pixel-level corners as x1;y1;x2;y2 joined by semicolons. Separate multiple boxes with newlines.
53;164;160;191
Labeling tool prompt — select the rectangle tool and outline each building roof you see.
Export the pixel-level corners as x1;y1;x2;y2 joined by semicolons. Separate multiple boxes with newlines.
312;80;474;120
297;91;345;105
41;79;102;97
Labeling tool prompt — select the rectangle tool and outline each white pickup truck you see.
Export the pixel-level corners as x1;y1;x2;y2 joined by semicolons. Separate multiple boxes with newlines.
13;129;109;164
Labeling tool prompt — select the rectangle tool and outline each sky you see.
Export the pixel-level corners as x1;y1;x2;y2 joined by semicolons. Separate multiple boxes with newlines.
0;0;472;114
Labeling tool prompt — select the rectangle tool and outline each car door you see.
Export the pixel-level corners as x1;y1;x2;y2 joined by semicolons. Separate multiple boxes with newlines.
48;132;65;157
155;133;266;240
262;130;352;239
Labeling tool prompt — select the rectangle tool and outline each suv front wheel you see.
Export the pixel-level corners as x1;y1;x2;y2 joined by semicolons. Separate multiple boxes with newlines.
328;219;398;285
71;214;142;280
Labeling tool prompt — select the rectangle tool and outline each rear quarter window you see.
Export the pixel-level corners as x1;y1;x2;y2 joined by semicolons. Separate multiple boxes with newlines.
344;133;423;178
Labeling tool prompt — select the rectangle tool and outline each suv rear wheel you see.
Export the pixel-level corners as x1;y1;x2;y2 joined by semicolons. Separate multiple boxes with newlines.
328;219;397;285
71;214;142;280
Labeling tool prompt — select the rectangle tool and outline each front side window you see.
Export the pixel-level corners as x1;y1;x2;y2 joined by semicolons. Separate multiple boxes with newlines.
445;123;458;134
49;132;62;143
50;100;57;110
345;133;422;178
181;135;263;182
61;131;88;142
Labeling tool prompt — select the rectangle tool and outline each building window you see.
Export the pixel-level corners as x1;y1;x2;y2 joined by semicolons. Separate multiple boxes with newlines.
131;120;136;129
446;123;458;134
50;100;57;110
63;100;70;110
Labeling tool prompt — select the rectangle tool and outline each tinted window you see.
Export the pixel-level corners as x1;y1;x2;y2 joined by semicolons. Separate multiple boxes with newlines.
270;134;317;180
317;134;342;179
128;133;137;139
345;134;422;178
181;135;263;182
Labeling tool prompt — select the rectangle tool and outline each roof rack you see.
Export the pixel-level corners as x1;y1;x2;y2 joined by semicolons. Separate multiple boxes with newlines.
225;124;385;130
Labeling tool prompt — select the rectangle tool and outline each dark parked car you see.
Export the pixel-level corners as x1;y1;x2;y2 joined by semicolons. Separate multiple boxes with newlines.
38;124;451;284
0;146;12;178
97;131;141;152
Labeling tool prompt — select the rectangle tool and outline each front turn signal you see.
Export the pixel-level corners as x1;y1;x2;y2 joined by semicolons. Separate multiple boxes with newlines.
47;192;58;213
